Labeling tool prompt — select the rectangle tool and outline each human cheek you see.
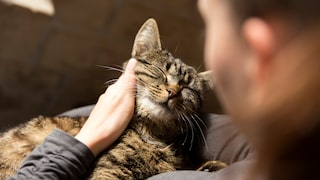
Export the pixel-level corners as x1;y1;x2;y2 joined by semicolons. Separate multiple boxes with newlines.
203;24;238;109
204;26;216;71
204;25;226;79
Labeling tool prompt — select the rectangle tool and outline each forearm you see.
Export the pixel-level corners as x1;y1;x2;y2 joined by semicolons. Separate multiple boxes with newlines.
9;129;95;180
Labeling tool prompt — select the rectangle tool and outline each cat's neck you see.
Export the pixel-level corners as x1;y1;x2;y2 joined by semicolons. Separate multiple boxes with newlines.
129;115;183;147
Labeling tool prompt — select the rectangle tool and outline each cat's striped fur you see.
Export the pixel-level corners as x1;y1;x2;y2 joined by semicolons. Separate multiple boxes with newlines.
0;18;214;179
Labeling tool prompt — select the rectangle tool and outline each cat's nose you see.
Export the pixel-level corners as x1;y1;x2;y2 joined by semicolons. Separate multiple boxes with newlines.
167;88;176;98
166;85;179;99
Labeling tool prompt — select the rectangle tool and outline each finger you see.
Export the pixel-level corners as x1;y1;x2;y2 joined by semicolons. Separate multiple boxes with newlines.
125;58;137;76
121;58;137;92
124;58;137;85
105;74;124;93
105;58;137;94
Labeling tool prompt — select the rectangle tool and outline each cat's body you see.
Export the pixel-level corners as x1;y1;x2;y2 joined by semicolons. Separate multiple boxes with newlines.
89;127;179;179
0;18;214;179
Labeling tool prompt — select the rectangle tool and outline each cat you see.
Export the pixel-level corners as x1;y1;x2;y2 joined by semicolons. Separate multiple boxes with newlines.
0;18;219;179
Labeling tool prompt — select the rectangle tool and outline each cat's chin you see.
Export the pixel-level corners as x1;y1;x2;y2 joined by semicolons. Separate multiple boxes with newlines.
136;97;176;120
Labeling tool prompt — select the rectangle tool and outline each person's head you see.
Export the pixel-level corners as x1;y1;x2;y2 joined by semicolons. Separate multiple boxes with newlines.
198;0;320;118
198;0;320;179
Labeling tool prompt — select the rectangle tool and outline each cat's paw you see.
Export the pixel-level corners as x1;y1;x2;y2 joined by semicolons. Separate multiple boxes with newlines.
197;160;227;172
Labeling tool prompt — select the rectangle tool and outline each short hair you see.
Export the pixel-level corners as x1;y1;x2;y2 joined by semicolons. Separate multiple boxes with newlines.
228;0;320;26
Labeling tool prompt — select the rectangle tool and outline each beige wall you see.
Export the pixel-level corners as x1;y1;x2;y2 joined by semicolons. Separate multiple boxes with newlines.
0;0;221;131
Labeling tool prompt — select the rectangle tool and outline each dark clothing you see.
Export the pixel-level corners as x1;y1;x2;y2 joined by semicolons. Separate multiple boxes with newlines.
10;105;254;179
9;129;94;180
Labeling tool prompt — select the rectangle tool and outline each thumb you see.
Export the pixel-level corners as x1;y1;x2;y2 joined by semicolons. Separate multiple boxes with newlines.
122;58;137;90
125;58;137;75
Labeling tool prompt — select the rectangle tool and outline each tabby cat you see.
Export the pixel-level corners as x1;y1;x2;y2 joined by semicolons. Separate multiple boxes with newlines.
0;18;217;179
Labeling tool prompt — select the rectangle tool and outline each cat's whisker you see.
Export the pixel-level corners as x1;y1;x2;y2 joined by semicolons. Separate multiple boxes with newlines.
181;113;195;151
178;113;189;145
192;113;207;129
183;106;207;129
191;114;209;152
177;104;208;151
196;64;204;72
176;112;190;147
143;63;167;80
97;65;124;73
174;41;181;54
180;118;186;134
105;79;119;87
134;77;145;84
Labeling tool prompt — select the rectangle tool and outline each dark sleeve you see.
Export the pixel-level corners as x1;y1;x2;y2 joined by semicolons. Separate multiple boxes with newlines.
58;105;94;117
8;129;95;180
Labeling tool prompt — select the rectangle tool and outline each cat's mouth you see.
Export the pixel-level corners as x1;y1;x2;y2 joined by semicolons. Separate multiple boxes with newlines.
158;98;178;111
150;98;176;112
136;96;178;119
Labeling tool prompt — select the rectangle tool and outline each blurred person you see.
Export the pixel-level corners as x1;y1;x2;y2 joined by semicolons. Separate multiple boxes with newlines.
197;0;320;179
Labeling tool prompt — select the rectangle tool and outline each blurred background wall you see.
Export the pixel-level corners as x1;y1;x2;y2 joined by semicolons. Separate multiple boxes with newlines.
0;0;221;131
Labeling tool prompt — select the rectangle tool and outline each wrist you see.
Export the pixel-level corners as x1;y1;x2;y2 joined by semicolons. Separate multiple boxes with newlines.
75;129;116;157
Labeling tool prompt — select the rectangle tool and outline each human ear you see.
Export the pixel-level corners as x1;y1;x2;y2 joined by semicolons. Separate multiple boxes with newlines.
242;17;276;62
242;18;277;103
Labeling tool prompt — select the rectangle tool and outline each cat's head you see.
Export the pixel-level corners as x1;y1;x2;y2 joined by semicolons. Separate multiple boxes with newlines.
125;19;213;142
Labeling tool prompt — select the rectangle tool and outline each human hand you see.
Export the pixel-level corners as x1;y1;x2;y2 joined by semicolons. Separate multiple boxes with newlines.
75;58;137;156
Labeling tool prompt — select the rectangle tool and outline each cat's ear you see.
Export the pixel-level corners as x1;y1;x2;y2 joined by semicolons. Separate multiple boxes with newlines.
198;71;214;93
131;18;162;57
